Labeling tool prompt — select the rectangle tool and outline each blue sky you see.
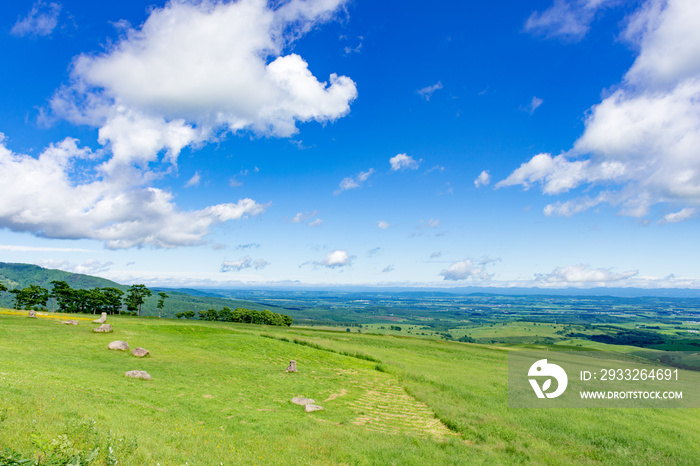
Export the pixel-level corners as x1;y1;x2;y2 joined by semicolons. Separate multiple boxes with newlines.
2;0;700;289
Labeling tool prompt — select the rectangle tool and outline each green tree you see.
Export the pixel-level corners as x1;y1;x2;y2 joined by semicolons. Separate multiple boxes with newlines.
125;284;151;316
156;292;169;318
11;284;49;310
101;287;124;314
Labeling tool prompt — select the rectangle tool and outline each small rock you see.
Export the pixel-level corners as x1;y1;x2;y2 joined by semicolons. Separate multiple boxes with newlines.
93;324;113;333
305;404;323;413
291;397;315;406
286;360;298;372
125;370;151;380
108;340;130;351
93;312;107;324
131;347;150;357
60;320;78;325
27;310;36;318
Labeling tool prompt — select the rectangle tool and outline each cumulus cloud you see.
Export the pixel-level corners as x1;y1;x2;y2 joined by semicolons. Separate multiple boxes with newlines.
11;1;62;37
416;81;443;101
524;0;618;41
474;170;491;188
505;0;700;223
389;153;420;171
536;264;638;283
317;249;353;268
0;135;268;248
439;259;494;281
334;168;374;194
377;220;390;229
221;256;269;272
51;0;356;143
3;0;356;248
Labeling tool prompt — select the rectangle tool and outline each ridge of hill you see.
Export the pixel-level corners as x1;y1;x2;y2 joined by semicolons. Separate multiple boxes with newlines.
0;262;286;318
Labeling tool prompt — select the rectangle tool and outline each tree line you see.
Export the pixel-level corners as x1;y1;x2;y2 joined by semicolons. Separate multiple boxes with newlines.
0;281;166;316
176;307;292;326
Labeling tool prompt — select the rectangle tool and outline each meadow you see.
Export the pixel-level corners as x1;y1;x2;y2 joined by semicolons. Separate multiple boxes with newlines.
1;310;698;465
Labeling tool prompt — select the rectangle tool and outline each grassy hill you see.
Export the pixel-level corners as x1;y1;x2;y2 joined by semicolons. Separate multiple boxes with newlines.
0;262;288;318
1;310;697;464
0;262;118;291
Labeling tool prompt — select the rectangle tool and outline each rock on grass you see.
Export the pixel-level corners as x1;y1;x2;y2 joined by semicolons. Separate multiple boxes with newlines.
125;370;151;380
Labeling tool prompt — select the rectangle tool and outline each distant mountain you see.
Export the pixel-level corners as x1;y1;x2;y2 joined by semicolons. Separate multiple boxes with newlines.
0;262;122;291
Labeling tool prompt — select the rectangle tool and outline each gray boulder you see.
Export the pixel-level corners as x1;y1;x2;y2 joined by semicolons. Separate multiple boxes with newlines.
108;341;130;351
125;370;151;380
93;312;107;324
60;320;78;325
131;347;150;357
305;404;323;413
93;324;113;333
27;310;36;318
291;397;315;406
286;360;298;372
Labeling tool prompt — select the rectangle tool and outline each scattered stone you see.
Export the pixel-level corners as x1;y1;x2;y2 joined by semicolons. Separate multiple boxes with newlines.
93;312;107;324
60;320;78;325
305;404;323;413
27;310;36;318
125;370;151;380
93;324;113;333
291;397;315;406
286;360;298;372
108;340;130;351
131;347;150;357
203;394;214;398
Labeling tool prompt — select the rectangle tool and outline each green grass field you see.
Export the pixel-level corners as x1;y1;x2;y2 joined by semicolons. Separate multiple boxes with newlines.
1;310;698;465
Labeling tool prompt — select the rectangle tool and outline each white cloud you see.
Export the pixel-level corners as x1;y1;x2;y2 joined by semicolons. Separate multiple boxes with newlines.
11;1;62;37
51;0;356;147
221;256;269;272
334;168;374;194
537;264;638;283
430;251;442;259
474;170;491;188
317;249;353;268
439;259;493;281
0;135;268;249
417;219;440;229
2;0;357;248
659;207;697;224
381;265;394;273
389;153;420;171
528;96;544;113
524;0;617;41
377;221;390;229
417;81;443;101
185;171;201;187
39;258;114;275
505;1;700;222
289;210;322;226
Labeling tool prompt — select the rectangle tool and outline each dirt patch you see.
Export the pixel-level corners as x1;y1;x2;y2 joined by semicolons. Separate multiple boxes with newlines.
324;389;348;402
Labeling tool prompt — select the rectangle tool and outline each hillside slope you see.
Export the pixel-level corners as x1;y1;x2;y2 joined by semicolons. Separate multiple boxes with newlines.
0;262;287;318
